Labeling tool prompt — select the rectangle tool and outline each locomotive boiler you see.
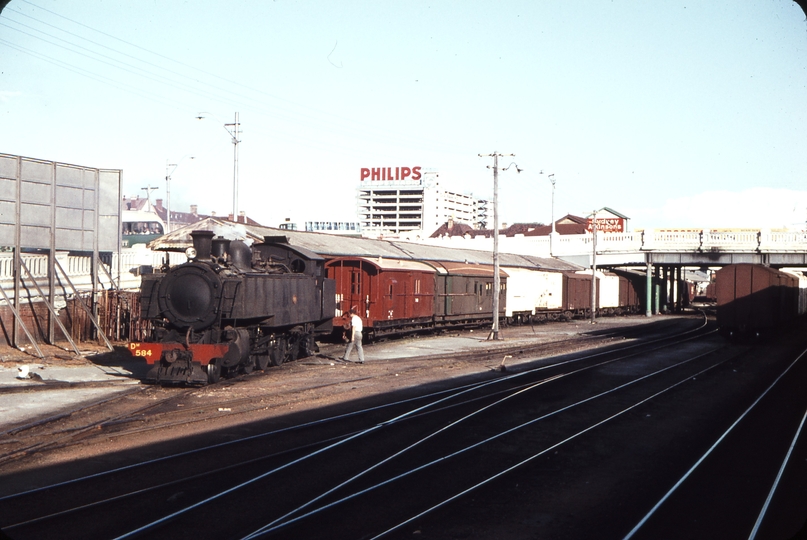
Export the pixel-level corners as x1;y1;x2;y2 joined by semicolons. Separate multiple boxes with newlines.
131;231;335;385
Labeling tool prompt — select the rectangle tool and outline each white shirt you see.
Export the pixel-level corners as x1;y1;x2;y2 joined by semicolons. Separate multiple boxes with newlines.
350;313;363;335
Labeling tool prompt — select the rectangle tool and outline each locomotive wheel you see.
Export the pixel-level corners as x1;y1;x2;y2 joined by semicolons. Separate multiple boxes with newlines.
207;359;221;384
270;340;287;367
299;334;317;359
254;354;270;371
288;341;299;362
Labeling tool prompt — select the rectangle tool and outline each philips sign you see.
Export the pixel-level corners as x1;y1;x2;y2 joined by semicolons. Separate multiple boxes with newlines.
360;166;422;181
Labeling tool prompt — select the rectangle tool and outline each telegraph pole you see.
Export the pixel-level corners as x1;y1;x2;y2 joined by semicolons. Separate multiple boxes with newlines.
226;112;241;221
197;111;241;222
140;185;158;211
479;152;519;341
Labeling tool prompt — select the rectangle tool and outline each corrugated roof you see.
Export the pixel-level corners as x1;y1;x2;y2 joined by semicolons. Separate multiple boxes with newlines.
327;256;437;273
148;217;582;272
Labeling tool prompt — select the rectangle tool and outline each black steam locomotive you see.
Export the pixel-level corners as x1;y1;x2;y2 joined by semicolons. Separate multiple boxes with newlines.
130;231;336;385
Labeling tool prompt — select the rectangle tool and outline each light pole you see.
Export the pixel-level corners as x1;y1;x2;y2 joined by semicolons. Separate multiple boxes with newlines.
541;171;556;256
197;112;241;221
165;155;195;232
479;152;521;341
590;209;598;324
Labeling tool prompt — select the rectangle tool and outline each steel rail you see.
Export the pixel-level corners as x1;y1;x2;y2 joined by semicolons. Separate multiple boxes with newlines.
114;319;713;539
622;345;807;540
244;345;730;539
243;326;719;538
0;386;144;438
0;386;195;466
749;405;807;540
0;320;718;540
2;366;627;532
0;316;710;507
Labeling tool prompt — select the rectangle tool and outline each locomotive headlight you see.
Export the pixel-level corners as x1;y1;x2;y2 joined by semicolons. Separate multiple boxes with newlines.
185;247;197;260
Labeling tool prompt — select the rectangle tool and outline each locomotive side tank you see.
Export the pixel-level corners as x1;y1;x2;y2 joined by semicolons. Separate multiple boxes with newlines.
132;232;335;385
716;263;800;337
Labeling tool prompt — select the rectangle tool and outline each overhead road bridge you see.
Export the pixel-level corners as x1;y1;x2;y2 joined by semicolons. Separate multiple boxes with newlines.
551;229;807;317
555;229;807;269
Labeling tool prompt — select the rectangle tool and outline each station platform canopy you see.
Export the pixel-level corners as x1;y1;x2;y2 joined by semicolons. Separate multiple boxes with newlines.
149;217;582;272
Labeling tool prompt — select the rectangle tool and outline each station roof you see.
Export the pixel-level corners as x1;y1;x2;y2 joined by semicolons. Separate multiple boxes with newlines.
326;256;437;273
149;217;582;272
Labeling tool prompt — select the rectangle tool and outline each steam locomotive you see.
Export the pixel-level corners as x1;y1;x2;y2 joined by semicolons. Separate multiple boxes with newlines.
130;231;335;385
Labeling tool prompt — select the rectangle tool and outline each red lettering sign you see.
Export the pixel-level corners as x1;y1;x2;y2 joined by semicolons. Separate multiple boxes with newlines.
360;166;423;181
587;218;625;233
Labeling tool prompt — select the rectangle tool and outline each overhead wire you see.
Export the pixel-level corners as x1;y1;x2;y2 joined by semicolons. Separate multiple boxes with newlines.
7;1;473;157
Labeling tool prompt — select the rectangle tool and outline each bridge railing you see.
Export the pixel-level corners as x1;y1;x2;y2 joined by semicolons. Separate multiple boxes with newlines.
418;228;807;258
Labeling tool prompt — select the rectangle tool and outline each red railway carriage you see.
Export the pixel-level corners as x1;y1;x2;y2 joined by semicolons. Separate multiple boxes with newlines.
325;257;436;337
716;263;800;336
325;257;508;338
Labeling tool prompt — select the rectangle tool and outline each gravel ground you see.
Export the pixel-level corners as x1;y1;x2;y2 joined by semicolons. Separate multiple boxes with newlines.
0;315;679;484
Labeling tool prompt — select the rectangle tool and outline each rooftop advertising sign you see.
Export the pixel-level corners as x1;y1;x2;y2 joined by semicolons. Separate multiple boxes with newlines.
587;217;625;233
360;166;422;181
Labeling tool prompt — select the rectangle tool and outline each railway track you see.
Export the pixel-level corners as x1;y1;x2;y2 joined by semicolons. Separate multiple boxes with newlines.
6;315;779;539
0;318;687;470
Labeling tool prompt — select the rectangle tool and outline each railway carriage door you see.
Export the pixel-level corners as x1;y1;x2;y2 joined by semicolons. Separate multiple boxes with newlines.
334;262;367;317
383;278;396;320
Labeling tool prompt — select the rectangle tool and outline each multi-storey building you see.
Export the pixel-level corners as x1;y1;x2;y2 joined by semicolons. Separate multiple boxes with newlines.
357;168;487;237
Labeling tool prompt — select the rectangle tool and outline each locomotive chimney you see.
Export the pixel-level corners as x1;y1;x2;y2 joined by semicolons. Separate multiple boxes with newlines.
190;230;215;260
211;236;231;260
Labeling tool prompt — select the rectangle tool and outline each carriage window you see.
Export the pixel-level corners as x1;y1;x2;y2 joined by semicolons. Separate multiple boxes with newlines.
123;222;163;235
387;284;394;299
414;279;421;294
351;271;361;295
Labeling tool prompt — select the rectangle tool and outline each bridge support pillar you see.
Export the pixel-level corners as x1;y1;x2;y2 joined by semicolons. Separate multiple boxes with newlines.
653;265;661;315
645;263;653;317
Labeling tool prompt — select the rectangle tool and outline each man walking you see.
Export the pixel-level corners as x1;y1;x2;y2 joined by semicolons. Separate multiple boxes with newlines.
342;306;365;363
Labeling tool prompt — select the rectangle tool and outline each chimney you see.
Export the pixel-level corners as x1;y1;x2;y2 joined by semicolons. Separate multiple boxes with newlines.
155;199;164;211
190;205;198;215
447;217;454;229
239;210;246;224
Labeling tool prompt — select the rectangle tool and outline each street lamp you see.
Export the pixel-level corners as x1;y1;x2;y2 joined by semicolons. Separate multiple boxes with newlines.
197;112;241;221
165;155;195;232
541;171;556;256
479;152;521;341
589;209;598;324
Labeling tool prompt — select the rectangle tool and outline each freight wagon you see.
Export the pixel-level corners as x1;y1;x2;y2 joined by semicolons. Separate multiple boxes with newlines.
716;264;803;337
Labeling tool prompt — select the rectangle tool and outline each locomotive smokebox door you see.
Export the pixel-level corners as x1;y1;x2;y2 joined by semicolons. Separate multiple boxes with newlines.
157;263;223;330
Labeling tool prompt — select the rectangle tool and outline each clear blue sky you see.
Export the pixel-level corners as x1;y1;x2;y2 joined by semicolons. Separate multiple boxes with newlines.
2;0;806;231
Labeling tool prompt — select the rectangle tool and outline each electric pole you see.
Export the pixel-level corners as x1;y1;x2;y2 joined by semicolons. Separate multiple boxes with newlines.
590;209;598;324
479;152;519;341
140;185;158;212
226;112;241;221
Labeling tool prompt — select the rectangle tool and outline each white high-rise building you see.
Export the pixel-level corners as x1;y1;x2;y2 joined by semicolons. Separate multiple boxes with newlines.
357;168;487;237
